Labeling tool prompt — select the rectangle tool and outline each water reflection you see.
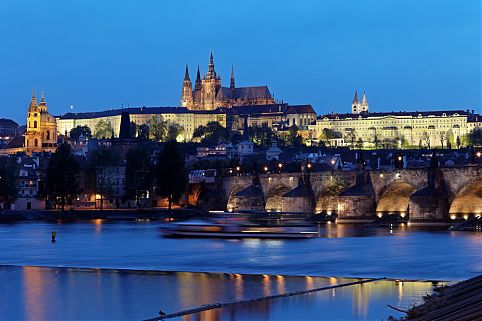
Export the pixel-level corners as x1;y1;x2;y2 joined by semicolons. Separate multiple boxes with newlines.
2;266;449;321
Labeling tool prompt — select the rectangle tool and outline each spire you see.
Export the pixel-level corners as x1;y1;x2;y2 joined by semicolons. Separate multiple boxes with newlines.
230;65;235;89
362;91;368;104
353;90;359;103
207;50;216;79
40;91;46;104
29;88;38;111
184;64;190;82
195;65;202;91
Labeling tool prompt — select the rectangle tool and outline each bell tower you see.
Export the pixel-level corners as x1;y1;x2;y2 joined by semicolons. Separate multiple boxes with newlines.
180;64;193;108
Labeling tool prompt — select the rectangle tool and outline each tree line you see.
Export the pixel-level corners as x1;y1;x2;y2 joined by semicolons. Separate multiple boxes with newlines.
0;141;188;211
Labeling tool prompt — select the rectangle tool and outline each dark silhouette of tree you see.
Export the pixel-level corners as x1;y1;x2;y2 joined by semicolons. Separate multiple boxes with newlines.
167;123;184;141
70;126;92;141
0;157;19;209
137;124;150;140
193;121;227;146
89;146;122;210
125;147;154;208
156;140;187;211
46;143;80;210
468;128;482;147
94;120;113;139
149;115;167;142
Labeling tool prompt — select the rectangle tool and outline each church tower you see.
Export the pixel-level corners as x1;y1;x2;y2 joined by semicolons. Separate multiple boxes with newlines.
351;90;361;114
180;64;193;108
201;51;221;110
351;90;369;114
360;91;369;113
25;91;57;155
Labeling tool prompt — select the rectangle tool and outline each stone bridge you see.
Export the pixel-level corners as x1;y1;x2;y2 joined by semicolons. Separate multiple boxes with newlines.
222;166;482;224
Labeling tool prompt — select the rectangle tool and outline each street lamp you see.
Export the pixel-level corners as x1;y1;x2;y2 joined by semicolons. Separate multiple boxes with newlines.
307;163;312;170
264;166;268;172
278;163;283;173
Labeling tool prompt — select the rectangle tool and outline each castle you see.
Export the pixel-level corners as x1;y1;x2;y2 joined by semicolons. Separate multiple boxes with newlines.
181;52;275;110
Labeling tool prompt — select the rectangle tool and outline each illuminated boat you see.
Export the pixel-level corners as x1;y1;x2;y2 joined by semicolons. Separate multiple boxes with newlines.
160;219;317;239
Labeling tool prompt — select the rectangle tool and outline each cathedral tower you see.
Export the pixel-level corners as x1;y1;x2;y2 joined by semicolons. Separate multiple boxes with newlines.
352;90;369;114
201;51;221;110
180;64;193;107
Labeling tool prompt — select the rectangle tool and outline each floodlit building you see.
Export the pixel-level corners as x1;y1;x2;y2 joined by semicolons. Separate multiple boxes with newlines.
181;52;275;110
57;107;227;141
25;92;58;155
309;91;481;148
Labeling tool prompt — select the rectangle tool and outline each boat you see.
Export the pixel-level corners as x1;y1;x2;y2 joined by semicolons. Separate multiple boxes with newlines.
160;218;317;239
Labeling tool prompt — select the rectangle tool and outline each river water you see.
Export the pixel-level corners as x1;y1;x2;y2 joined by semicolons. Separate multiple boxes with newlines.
0;220;480;320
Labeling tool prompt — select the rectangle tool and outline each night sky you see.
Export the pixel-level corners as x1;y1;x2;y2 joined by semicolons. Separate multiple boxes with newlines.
0;0;480;124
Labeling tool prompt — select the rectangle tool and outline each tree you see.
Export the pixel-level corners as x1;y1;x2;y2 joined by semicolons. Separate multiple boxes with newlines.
129;122;137;139
149;115;168;142
70;126;92;141
125;147;154;208
346;129;356;148
319;128;338;147
456;136;461;149
288;125;302;146
137;124;149;140
167;123;184;141
156;140;188;211
248;126;274;147
94;120;113;139
468;128;482;147
0;157;19;209
46;143;80;210
89;146;122;210
193;121;227;146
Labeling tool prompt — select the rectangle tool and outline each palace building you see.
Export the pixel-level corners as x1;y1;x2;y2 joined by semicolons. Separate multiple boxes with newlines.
309;91;481;148
181;52;275;110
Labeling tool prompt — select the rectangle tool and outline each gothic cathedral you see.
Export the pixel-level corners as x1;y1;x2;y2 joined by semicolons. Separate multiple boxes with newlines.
181;52;275;110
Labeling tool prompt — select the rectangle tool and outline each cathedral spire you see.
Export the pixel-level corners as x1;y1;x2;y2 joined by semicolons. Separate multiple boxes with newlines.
184;64;191;81
29;88;38;111
195;65;202;91
230;65;235;89
207;50;216;79
361;91;368;104
353;90;359;103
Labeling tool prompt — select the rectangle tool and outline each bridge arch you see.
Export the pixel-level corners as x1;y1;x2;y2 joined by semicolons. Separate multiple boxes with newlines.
376;182;417;216
226;185;244;212
315;184;345;214
265;185;291;212
449;181;482;218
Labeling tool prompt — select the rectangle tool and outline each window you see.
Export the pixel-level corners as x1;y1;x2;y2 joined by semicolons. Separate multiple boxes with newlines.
34;139;38;147
34;121;37;128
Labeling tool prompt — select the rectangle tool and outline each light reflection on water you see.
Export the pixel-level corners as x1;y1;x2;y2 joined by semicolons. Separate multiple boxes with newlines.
0;221;480;280
0;266;445;321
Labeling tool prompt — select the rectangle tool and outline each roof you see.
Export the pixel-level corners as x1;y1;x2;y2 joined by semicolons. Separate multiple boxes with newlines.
1;135;24;149
228;104;288;115
217;86;272;100
283;177;314;198
0;118;19;128
318;110;479;120
286;105;316;115
57;106;225;120
235;185;264;197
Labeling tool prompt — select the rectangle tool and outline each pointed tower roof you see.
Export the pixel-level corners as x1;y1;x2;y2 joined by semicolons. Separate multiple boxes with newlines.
362;91;368;104
353;90;359;103
207;50;216;79
28;89;38;112
184;64;191;82
230;64;235;89
195;65;202;90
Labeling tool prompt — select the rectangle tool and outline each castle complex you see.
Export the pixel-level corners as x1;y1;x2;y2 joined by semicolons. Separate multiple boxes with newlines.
181;52;275;110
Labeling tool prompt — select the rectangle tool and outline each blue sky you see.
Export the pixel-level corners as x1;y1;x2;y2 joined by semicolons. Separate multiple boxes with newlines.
0;0;480;124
